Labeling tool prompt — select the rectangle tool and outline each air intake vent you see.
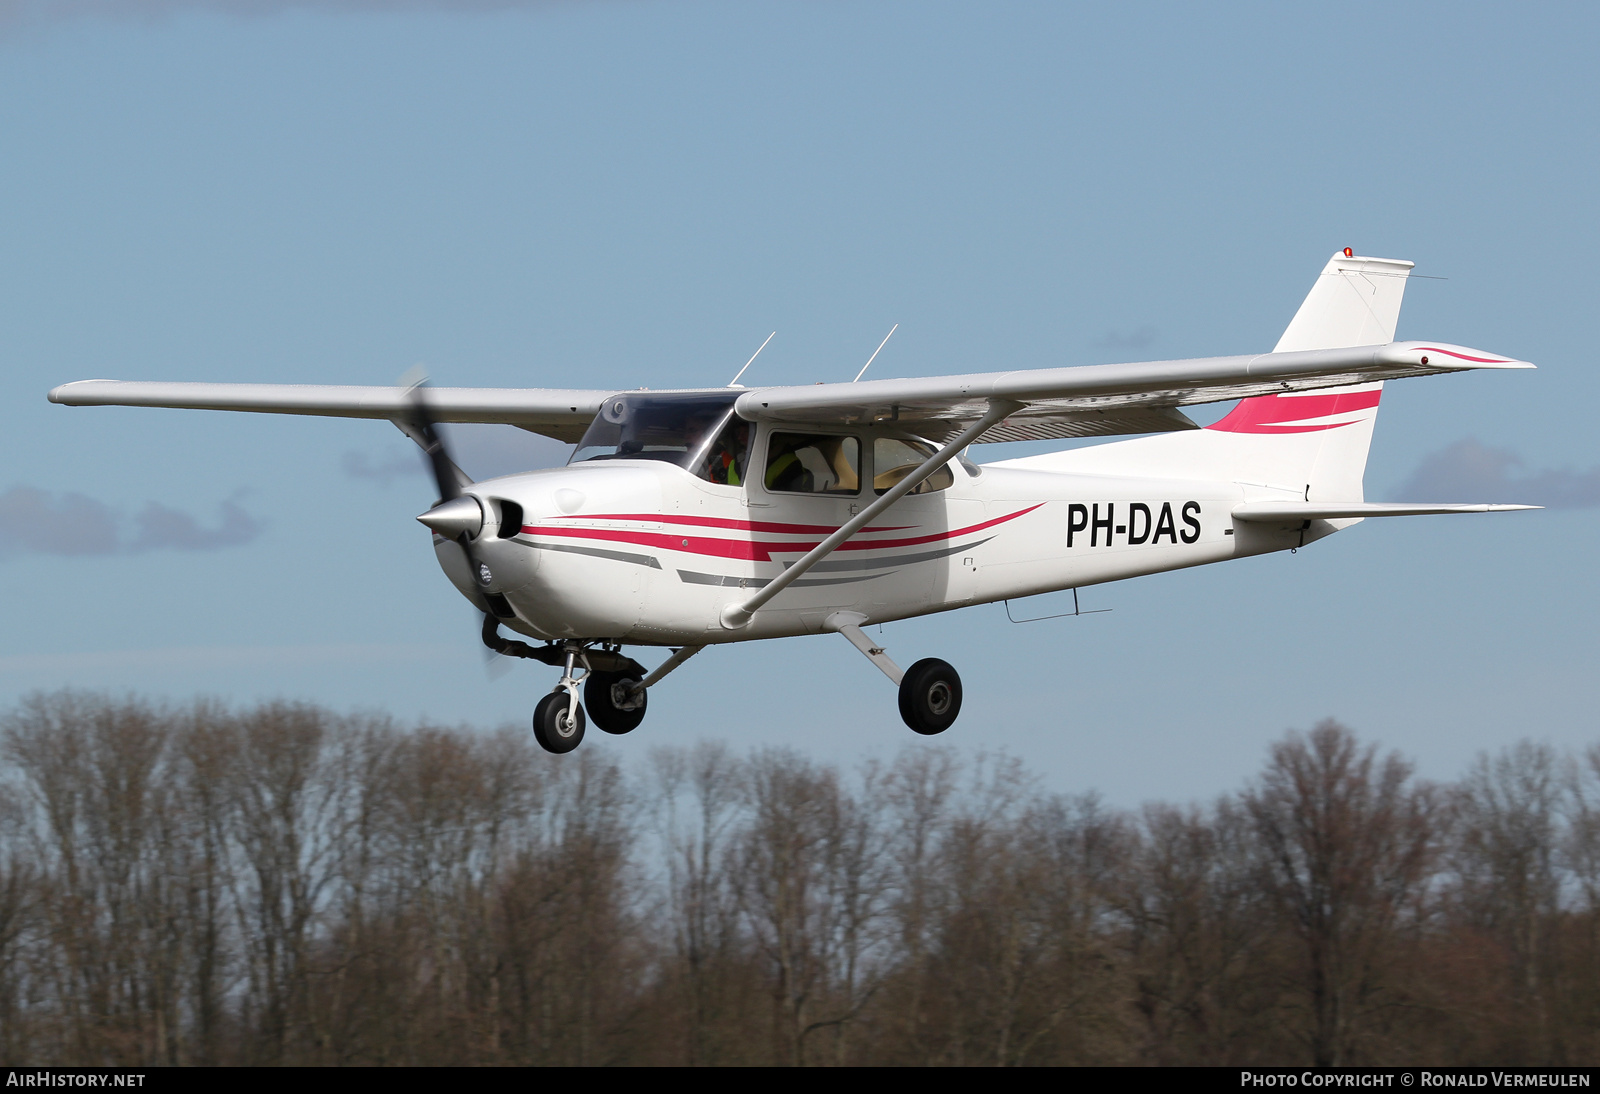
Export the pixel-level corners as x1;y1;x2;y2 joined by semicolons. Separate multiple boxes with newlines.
494;500;524;539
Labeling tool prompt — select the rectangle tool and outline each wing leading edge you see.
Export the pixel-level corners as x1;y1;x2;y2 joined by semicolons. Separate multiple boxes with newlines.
49;381;616;442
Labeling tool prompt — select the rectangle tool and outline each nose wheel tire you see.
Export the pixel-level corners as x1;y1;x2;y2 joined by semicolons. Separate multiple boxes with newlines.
898;658;962;735
533;691;586;753
584;670;648;734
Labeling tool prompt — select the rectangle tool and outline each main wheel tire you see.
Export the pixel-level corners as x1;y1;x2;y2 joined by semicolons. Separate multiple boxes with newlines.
898;658;962;735
533;691;586;754
585;670;647;735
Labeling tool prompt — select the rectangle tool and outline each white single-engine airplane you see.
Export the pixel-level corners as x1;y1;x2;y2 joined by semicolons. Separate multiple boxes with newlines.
51;251;1535;753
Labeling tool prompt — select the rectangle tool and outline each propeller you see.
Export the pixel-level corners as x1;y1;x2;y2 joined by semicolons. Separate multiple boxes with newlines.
402;374;507;674
403;372;646;683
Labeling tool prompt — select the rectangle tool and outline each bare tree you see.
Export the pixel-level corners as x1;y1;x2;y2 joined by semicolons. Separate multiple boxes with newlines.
652;741;750;1064
1557;743;1600;1063
876;745;961;1063
1118;798;1270;1064
735;750;890;1065
5;691;1597;1067
1243;720;1437;1066
0;778;37;1062
1447;741;1563;1062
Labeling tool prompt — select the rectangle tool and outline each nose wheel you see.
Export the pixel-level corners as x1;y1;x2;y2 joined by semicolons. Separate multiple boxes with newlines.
533;690;586;753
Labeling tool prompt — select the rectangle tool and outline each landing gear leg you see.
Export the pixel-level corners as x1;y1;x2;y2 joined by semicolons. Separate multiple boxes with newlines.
533;644;588;754
825;611;964;735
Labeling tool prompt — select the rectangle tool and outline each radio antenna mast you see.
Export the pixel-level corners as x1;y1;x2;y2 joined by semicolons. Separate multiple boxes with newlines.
727;331;776;387
853;324;898;382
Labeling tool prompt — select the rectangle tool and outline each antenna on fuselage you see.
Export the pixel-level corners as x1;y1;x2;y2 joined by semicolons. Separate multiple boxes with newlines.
853;324;898;382
727;331;776;387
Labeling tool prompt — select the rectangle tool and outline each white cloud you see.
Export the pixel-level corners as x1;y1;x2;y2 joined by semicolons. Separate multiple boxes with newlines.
0;486;264;557
1389;439;1600;508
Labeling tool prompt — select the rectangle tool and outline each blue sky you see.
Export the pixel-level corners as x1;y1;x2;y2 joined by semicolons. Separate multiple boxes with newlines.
2;0;1595;805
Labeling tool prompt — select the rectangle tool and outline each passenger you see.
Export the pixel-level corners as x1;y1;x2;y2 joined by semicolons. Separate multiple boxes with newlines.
764;435;809;492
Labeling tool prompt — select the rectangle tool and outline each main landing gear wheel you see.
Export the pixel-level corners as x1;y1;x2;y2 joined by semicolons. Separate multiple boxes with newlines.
585;670;648;735
898;658;962;735
533;691;586;754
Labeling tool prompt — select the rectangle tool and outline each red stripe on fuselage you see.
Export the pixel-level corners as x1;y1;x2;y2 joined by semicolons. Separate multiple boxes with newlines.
522;504;1044;563
574;512;913;534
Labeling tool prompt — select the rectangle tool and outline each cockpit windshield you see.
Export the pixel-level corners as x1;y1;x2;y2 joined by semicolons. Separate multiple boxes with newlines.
570;392;747;480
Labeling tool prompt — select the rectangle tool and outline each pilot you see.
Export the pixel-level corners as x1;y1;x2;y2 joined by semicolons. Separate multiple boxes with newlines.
706;420;751;485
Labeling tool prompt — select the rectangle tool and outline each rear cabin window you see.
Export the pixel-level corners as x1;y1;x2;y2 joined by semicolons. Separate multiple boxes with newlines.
764;433;860;495
874;437;954;495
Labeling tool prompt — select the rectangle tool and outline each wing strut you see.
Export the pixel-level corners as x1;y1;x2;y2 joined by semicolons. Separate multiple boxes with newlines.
720;398;1022;630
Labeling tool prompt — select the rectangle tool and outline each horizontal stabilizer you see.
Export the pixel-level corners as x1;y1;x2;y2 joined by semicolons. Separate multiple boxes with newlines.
1232;501;1540;521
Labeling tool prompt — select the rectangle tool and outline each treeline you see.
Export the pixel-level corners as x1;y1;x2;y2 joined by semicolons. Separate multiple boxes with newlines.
0;692;1598;1066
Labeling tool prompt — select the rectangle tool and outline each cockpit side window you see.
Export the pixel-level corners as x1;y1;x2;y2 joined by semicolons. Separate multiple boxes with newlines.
873;437;954;495
764;433;861;495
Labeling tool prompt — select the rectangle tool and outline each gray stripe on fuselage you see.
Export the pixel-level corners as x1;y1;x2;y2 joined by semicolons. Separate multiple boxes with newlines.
792;536;993;572
523;535;990;580
676;570;889;589
524;539;662;569
676;536;993;587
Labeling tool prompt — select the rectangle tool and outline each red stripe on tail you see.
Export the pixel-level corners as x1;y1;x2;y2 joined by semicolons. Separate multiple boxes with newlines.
1207;389;1382;434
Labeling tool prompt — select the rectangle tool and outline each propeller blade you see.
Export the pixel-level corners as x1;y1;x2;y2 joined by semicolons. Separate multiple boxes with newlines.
401;373;505;670
405;378;466;504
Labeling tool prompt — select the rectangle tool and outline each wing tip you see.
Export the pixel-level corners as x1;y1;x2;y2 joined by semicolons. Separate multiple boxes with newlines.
49;379;119;405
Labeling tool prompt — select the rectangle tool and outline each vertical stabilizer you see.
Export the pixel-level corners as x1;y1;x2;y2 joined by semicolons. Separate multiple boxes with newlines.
1273;252;1414;352
1210;251;1413;501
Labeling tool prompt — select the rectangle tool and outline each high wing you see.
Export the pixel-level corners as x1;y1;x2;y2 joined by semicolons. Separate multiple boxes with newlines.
48;381;617;443
49;339;1529;445
732;340;1531;443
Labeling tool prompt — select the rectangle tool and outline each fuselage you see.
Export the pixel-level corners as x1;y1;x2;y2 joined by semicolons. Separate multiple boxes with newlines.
433;422;1313;646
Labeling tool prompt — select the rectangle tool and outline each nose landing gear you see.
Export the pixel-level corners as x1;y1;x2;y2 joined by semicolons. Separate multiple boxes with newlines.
533;644;591;754
487;629;664;754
